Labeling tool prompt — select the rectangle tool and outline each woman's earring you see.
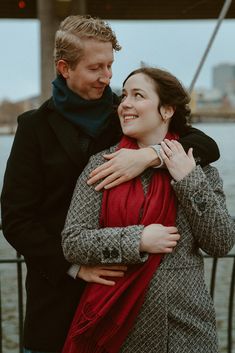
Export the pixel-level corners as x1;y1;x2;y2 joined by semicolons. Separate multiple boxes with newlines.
163;115;168;123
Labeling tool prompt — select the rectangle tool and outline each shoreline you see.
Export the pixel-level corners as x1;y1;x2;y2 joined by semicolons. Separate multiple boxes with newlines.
0;119;235;135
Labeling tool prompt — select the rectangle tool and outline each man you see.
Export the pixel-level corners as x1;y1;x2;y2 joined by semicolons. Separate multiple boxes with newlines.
1;15;219;353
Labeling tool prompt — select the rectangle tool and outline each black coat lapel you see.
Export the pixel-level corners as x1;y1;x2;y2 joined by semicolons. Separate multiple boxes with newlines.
47;105;89;169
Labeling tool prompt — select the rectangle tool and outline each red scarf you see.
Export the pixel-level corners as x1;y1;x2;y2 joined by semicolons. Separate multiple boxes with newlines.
63;135;177;353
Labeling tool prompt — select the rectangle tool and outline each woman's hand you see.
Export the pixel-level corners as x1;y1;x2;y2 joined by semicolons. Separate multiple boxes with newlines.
77;264;128;286
160;139;196;181
87;147;160;191
140;224;180;253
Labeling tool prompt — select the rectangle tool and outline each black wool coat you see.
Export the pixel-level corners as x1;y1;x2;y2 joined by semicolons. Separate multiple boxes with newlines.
1;97;122;351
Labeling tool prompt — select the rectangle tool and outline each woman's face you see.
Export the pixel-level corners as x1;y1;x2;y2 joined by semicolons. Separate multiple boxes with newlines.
118;73;167;145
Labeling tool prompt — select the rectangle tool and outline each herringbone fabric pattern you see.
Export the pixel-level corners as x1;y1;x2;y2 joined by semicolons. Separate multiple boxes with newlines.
62;146;235;353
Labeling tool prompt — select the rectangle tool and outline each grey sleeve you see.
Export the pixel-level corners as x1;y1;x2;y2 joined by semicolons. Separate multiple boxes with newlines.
61;152;148;265
172;165;235;256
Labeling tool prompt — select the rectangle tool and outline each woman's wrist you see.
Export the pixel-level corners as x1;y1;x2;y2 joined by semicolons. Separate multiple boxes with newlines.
141;147;162;168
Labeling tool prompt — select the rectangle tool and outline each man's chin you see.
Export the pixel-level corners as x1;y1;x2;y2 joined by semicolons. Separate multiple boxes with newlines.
90;91;105;100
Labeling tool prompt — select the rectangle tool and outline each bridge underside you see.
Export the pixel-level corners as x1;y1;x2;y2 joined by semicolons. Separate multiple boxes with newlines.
87;0;235;20
1;0;235;20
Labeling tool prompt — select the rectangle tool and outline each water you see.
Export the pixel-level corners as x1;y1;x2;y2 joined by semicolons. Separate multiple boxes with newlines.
0;135;13;193
1;122;235;214
0;122;235;352
196;122;235;216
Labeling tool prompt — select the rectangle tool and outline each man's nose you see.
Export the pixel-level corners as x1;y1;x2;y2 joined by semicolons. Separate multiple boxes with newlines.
99;68;112;85
99;76;110;85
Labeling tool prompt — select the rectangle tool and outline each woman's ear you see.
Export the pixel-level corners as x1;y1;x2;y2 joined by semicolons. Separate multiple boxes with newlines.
160;105;175;122
56;60;70;79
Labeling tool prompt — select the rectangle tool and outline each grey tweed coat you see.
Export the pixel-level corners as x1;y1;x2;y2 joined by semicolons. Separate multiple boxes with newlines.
62;146;235;353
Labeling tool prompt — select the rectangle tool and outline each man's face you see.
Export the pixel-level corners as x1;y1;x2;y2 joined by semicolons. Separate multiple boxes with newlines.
66;38;114;100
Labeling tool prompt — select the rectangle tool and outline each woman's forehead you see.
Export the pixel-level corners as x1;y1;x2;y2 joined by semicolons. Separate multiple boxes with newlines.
123;73;156;92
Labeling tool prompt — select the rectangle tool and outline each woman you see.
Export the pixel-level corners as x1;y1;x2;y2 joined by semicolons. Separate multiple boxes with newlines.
61;67;235;353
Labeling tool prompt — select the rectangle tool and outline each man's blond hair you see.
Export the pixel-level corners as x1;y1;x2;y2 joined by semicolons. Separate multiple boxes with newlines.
54;15;121;70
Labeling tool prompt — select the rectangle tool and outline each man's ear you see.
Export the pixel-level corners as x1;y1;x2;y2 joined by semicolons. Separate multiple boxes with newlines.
56;60;70;79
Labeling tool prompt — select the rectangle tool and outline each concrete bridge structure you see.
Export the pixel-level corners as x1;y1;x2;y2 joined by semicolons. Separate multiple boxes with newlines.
1;0;235;102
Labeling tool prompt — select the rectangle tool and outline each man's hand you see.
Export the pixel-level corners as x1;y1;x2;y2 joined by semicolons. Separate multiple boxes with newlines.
77;264;128;286
160;139;196;181
87;147;160;191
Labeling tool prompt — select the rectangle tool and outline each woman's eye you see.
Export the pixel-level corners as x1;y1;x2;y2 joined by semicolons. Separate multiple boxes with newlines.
120;94;126;102
135;93;143;98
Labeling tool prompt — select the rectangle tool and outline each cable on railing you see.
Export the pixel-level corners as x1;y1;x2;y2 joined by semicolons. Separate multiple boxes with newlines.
189;0;233;93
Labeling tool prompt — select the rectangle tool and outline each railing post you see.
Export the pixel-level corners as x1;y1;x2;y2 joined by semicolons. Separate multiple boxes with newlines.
210;257;218;299
228;257;235;353
16;253;24;353
0;276;2;353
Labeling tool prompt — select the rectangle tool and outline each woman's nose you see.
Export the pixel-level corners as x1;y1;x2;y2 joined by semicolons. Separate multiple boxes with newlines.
121;97;133;108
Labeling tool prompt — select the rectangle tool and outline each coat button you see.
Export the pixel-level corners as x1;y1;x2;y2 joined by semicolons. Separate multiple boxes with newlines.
198;202;206;211
194;194;203;203
111;248;119;258
103;247;110;259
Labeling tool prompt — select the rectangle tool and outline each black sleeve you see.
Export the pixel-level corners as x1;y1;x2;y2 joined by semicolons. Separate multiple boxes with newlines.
179;126;220;166
0;114;70;286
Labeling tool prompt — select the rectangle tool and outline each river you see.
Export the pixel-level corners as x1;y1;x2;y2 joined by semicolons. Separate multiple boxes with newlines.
0;122;235;352
0;122;235;214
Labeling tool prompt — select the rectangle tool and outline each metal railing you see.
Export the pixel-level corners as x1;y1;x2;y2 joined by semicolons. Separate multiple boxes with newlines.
0;225;235;353
204;253;235;353
0;252;24;353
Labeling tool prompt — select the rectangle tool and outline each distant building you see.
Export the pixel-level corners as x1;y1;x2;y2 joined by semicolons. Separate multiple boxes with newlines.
0;96;40;129
212;63;235;95
194;88;223;110
191;86;235;114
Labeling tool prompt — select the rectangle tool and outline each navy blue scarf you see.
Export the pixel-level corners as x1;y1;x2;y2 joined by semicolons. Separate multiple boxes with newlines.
52;75;114;138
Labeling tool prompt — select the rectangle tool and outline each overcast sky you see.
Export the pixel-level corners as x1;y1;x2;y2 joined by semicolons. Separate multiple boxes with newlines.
0;18;235;102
